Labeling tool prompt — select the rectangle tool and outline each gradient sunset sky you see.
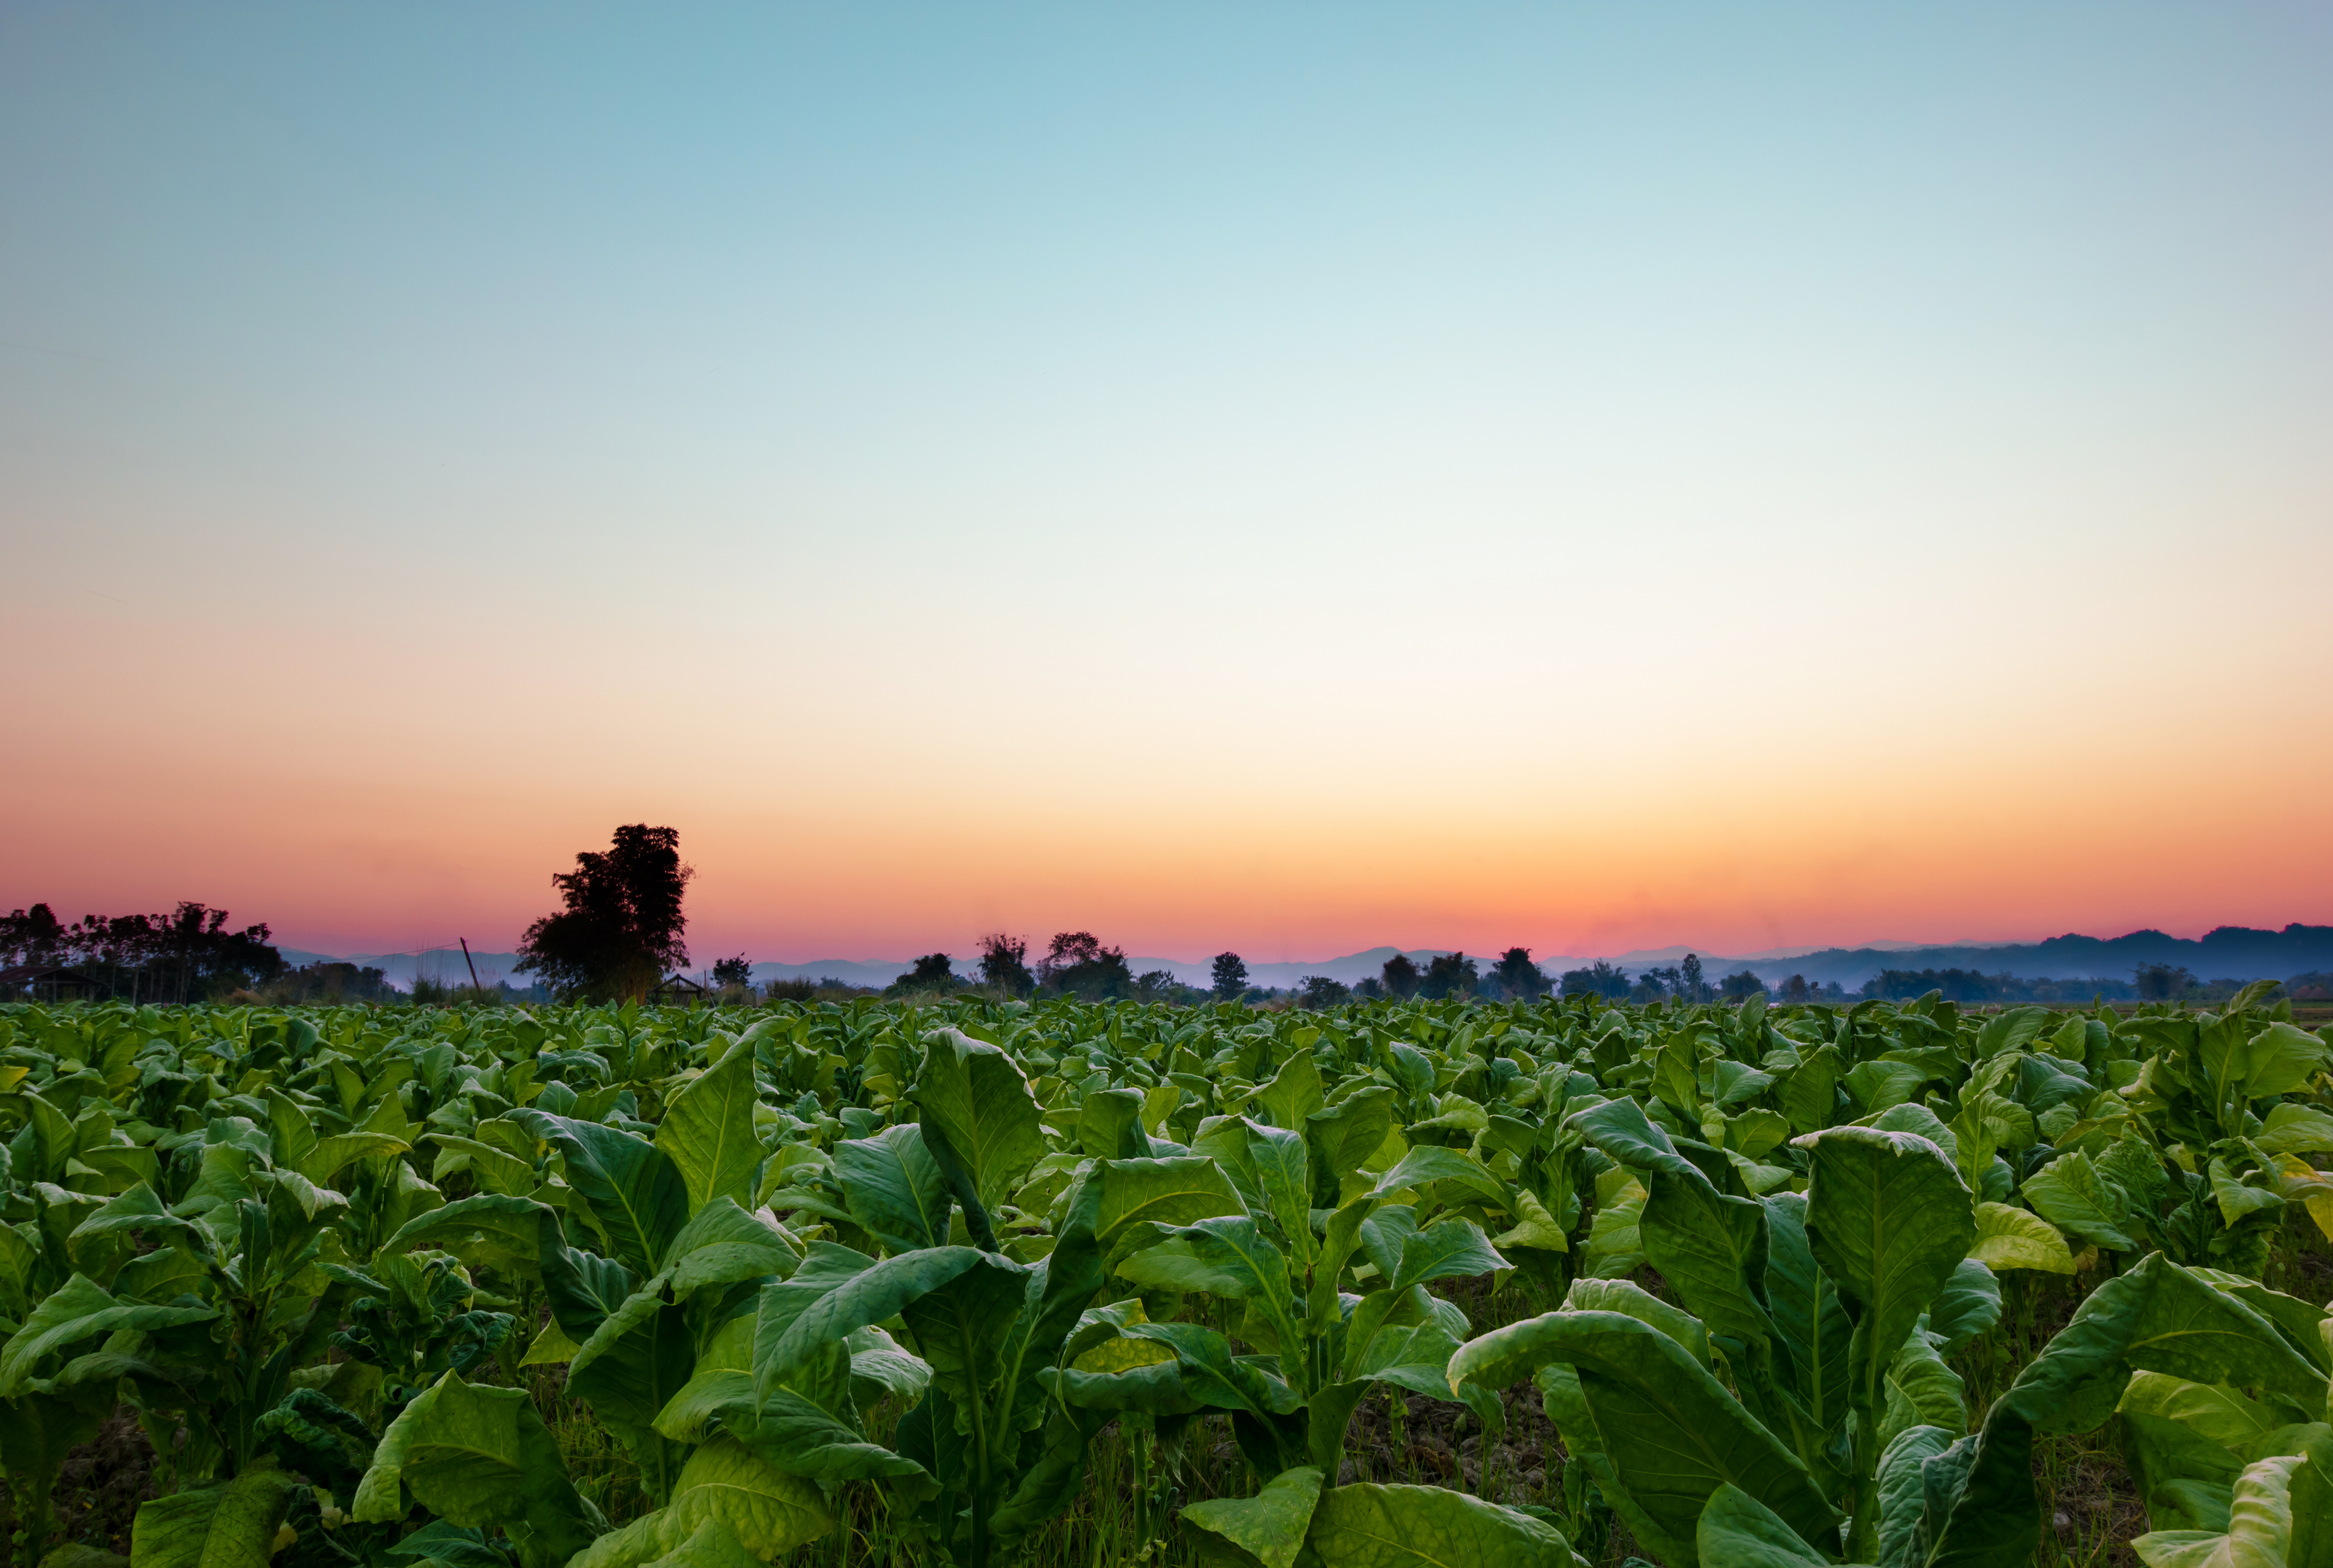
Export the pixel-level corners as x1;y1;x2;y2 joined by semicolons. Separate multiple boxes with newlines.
4;4;2330;966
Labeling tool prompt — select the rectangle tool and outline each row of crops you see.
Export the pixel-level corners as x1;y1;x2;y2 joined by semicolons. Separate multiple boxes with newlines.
4;987;2332;1568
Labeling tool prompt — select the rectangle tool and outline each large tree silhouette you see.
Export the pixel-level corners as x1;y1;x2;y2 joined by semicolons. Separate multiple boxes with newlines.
515;824;692;1001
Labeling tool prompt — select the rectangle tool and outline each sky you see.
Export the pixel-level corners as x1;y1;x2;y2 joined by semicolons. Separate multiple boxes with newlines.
4;3;2330;967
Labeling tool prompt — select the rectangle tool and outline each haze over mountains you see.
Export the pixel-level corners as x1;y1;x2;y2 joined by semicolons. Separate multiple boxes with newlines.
277;924;2333;993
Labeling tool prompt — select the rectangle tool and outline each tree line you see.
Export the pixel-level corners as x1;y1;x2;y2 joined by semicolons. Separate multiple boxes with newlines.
0;901;284;1002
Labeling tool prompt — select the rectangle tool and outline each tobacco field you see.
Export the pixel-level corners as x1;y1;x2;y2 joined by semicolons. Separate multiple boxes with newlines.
5;988;2333;1568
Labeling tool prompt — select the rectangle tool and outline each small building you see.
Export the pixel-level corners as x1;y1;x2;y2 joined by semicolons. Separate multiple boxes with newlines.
0;964;99;1002
651;973;708;1006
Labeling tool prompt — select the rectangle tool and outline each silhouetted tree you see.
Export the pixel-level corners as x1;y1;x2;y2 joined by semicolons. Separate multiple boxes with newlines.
0;904;68;967
1381;954;1421;1000
1353;977;1385;1001
1634;966;1681;1003
1041;933;1135;1001
1419;952;1478;1000
1299;975;1351;1009
978;933;1035;995
1780;973;1812;1005
1559;961;1631;1000
1211;952;1249;1001
887;954;961;996
712;955;753;989
1492;947;1546;1000
515;824;692;1002
1134;969;1180;1001
2135;962;2196;1001
1719;969;1766;1001
1681;953;1707;1002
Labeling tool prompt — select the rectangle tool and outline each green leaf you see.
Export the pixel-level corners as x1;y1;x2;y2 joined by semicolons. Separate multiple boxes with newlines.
755;1244;996;1399
1121;1322;1302;1419
2019;1152;2141;1252
1302;1482;1581;1568
1967;1202;2075;1274
1177;1464;1322;1568
1251;1049;1323;1132
130;1465;296;1568
1242;1120;1316;1267
2120;1372;2286;1454
1078;1088;1148;1161
908;1028;1047;1237
1562;1278;1712;1369
2284;1430;2333;1568
1370;1145;1509;1209
570;1438;833;1568
1875;1425;1955;1568
1843;1060;1925;1115
1305;1087;1396;1193
1;1274;217;1396
512;1110;688;1277
1116;1217;1292;1330
352;1372;599;1568
896;1250;1029;1415
1693;1482;1833;1568
1095;1157;1249;1262
1762;1193;1851;1428
298;1132;410;1186
2258;1104;2333;1156
655;1043;762;1214
1795;1126;1972;1411
1447;1310;1835;1565
377;1193;556;1281
1390;1220;1509;1295
736;1385;935;1492
1925;1259;2002;1355
1879;1329;1966;1450
2133;1454;2298;1568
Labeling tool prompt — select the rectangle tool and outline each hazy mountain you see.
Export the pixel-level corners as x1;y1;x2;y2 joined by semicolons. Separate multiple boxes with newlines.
275;924;2333;997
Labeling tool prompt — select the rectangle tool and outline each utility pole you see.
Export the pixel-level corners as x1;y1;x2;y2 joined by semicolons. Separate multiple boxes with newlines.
460;938;483;994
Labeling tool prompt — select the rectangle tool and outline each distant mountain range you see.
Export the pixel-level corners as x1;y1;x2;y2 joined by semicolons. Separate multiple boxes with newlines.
274;924;2333;994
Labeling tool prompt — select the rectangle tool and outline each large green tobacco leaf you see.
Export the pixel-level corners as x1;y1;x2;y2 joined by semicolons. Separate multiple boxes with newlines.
2285;1431;2333;1568
569;1437;832;1568
1389;1221;1509;1294
736;1385;936;1493
755;1245;1002;1398
1448;1310;1834;1566
655;1042;762;1214
377;1193;556;1281
1250;1049;1323;1132
0;1273;217;1396
896;1252;1030;1414
1177;1463;1322;1568
1370;1145;1509;1210
1240;1119;1316;1266
1694;1483;1844;1568
658;1197;800;1293
832;1124;950;1255
1924;1260;2002;1355
2022;1152;2141;1252
1116;1215;1293;1328
130;1464;297;1568
909;1028;1047;1229
1093;1157;1249;1262
1898;1253;2328;1567
1303;1482;1581;1568
1762;1194;1850;1429
2133;1453;2298;1568
352;1372;599;1568
1305;1087;1396;1195
512;1110;688;1277
1575;1098;1773;1348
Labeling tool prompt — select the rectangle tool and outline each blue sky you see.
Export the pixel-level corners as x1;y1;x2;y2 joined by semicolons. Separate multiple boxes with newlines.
5;3;2330;960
